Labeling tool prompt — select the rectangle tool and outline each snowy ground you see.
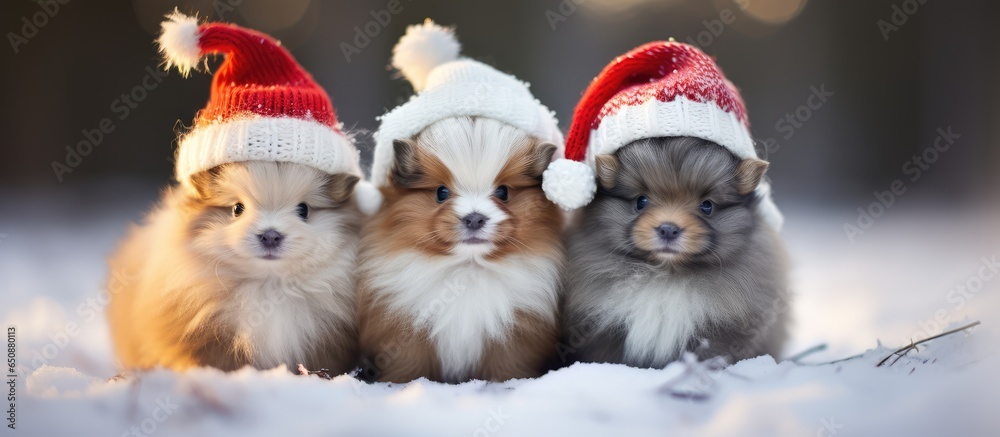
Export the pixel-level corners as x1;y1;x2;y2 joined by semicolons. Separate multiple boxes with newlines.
2;182;998;436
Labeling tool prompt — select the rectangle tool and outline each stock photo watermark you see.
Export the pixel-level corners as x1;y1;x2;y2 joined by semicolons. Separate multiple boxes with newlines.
816;416;845;437
658;350;727;401
340;0;411;63
680;4;741;50
877;0;930;41
6;326;15;430
120;397;179;437
7;0;72;54
545;0;588;30
760;84;834;155
843;126;960;243
774;84;833;141
684;10;734;50
28;270;131;372
247;289;287;328
907;254;997;344
212;0;244;20
556;318;598;364
50;63;169;182
466;407;510;437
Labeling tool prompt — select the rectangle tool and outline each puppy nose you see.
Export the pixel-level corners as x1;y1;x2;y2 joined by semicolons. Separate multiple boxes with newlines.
258;229;285;249
462;212;489;231
656;223;682;241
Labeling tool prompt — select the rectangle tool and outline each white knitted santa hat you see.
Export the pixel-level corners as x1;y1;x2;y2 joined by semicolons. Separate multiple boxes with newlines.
368;20;565;198
542;41;783;230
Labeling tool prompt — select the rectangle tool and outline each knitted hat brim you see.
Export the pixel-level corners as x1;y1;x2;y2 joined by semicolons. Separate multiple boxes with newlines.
176;115;361;189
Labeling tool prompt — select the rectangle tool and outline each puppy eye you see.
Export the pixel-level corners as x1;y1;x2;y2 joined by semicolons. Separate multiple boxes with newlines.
436;186;450;203
233;203;245;218
495;185;509;201
296;203;309;221
635;195;649;211
699;200;714;215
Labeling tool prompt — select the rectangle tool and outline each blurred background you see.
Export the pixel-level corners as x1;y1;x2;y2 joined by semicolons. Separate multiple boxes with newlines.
3;0;999;201
1;0;999;375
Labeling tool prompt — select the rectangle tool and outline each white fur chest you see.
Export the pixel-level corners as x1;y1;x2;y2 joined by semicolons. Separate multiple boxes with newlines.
368;252;560;380
227;277;348;368
592;275;714;367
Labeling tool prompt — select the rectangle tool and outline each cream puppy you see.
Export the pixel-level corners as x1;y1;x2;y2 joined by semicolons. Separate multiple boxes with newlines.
108;162;360;372
107;12;370;373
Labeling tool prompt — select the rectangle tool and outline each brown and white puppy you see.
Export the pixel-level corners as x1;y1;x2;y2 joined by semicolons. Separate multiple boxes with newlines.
561;137;790;368
107;162;360;373
357;117;564;383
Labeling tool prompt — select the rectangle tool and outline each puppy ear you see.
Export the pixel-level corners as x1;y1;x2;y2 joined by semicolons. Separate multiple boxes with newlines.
735;158;769;195
326;173;361;204
527;142;558;179
391;138;422;187
594;154;619;190
188;165;225;200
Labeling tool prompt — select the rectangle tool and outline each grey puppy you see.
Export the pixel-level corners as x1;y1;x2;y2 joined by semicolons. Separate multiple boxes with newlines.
560;137;790;368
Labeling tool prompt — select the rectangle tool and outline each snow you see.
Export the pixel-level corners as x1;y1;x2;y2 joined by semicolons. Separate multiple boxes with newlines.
2;184;998;436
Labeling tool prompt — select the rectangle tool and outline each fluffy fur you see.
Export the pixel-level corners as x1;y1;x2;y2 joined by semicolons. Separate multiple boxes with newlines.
107;162;361;373
357;117;564;383
561;137;791;368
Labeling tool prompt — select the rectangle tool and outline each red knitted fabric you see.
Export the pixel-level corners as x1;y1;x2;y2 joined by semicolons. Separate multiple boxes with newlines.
564;42;748;162
194;22;338;129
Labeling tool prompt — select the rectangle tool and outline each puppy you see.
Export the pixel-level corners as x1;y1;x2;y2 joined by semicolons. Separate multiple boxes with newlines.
107;162;360;373
357;117;564;383
561;137;790;368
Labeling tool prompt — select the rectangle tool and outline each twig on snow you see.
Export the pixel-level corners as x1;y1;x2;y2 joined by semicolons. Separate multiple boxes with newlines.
298;363;335;380
876;320;981;367
786;343;828;363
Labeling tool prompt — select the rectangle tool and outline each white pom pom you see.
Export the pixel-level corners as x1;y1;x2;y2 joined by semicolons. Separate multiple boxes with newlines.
353;179;384;216
755;180;784;231
391;19;460;92
541;159;597;211
158;9;201;78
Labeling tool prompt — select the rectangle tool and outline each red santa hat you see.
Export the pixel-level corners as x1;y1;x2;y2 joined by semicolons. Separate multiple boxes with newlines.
157;11;380;215
541;41;782;230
